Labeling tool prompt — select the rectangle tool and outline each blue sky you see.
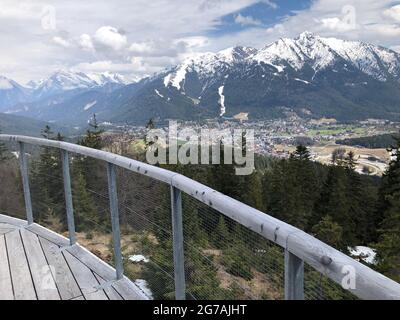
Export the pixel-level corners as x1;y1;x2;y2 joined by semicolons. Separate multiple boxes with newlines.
210;0;313;36
0;0;399;83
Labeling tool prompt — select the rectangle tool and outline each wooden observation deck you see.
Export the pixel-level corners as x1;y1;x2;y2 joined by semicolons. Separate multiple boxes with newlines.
0;214;148;300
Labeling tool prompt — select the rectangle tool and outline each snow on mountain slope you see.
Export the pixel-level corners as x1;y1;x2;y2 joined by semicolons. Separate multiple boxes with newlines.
0;76;32;110
255;32;400;81
3;32;400;125
164;46;257;90
254;32;338;72
33;70;128;98
122;31;400;124
0;76;15;90
164;31;400;89
218;85;226;116
320;37;400;80
87;71;127;86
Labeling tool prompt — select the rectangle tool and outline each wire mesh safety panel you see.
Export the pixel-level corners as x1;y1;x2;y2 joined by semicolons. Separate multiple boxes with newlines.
181;195;285;300
0;139;389;300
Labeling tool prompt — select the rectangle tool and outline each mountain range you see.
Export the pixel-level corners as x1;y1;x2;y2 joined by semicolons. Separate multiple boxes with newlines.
1;31;400;128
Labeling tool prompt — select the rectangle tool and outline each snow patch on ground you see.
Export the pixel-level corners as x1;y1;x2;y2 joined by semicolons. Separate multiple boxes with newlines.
129;254;149;263
155;89;164;98
11;151;19;159
218;85;226;116
348;246;377;265
271;64;284;72
134;279;153;299
84;100;97;111
294;78;310;84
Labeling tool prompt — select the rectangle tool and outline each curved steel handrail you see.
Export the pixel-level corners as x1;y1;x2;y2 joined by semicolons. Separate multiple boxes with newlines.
1;134;399;300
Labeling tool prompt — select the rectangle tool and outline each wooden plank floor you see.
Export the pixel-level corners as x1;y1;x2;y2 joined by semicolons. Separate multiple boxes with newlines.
0;214;149;300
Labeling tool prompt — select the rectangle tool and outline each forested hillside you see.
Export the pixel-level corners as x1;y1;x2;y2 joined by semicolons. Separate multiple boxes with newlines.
337;133;400;149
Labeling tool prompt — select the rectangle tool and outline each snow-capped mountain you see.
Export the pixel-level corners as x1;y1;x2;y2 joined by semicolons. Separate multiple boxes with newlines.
163;46;257;90
164;31;400;91
32;70;128;99
0;70;130;120
3;32;400;126
0;76;32;111
252;31;400;81
124;31;400;124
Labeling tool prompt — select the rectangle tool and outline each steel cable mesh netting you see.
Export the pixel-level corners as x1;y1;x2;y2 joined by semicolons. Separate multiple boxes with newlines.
68;154;114;267
0;143;27;220
181;195;285;300
0;142;362;300
115;168;174;300
25;147;114;267
304;264;357;300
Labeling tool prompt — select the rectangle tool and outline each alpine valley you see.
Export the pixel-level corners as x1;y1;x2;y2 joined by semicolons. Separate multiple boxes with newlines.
2;31;400;127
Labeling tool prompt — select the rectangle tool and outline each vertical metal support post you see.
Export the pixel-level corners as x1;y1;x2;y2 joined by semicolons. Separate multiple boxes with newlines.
170;186;186;300
107;162;123;280
285;249;304;300
18;142;33;225
61;150;76;245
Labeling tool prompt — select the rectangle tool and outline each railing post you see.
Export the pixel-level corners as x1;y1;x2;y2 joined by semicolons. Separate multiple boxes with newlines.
285;249;304;300
170;186;186;300
61;150;76;245
18;142;33;225
106;162;124;280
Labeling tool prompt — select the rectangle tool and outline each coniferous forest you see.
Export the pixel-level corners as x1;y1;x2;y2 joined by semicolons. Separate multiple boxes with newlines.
0;124;399;299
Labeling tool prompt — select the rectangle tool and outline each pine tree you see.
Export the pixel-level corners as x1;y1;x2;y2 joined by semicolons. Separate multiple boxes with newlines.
146;118;155;130
344;151;357;171
291;145;311;161
315;166;356;248
264;146;319;230
213;216;230;249
71;169;100;231
79;114;104;150
312;215;343;248
376;135;400;281
76;114;107;203
375;192;400;281
241;172;264;211
331;148;346;166
344;151;371;243
31;126;64;223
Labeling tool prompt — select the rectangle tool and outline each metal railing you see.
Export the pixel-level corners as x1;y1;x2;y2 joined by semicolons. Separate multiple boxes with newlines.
1;134;400;300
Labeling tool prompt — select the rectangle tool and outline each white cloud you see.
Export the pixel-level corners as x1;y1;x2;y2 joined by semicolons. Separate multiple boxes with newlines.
384;5;400;21
234;14;263;26
79;34;95;52
266;23;285;34
261;0;278;9
321;17;357;32
93;26;127;51
368;24;400;37
53;36;70;48
129;42;154;54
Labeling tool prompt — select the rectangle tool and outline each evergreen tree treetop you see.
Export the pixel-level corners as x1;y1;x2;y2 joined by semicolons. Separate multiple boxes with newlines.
344;151;358;171
146;118;155;130
291;145;311;161
79;114;104;150
375;133;400;281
